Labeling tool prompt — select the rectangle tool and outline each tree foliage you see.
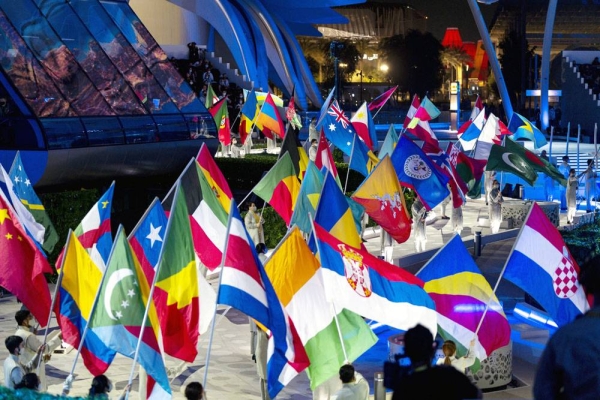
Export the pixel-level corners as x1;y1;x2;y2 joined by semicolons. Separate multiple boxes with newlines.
498;29;535;110
379;30;444;96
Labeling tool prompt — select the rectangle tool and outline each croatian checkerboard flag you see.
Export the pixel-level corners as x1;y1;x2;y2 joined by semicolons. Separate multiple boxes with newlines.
503;203;590;327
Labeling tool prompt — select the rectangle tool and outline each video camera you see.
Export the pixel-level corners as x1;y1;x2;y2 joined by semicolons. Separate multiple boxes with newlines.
330;41;345;58
383;353;412;389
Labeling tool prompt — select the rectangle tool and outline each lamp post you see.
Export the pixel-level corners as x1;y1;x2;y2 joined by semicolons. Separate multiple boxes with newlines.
356;70;363;104
330;41;345;104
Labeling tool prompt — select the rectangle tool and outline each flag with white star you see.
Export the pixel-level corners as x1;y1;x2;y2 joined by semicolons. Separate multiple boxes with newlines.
90;227;171;398
9;152;59;253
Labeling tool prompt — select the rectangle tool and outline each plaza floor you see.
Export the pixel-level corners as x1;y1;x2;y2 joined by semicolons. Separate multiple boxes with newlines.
0;195;594;399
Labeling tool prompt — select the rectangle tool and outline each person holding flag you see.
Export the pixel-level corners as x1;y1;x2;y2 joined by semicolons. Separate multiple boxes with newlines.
411;197;428;252
489;180;504;234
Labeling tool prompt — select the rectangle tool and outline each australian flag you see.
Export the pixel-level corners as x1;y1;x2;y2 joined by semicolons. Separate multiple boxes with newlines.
322;100;358;156
390;136;450;210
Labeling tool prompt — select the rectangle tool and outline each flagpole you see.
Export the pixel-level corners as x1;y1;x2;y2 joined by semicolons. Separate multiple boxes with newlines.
124;234;164;400
65;230;118;384
127;198;160;240
473;202;536;338
203;202;236;388
241;152;290;209
307;213;349;363
343;136;357;195
371;86;397;121
566;122;571;156
548;126;554;160
37;230;71;372
162;158;196;205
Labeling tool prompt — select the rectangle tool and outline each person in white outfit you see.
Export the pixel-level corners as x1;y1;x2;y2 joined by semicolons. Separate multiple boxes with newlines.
488;180;503;234
583;158;597;212
3;335;44;389
567;169;579;224
244;202;264;245
411;198;427;252
436;339;477;373
14;310;62;391
333;364;369;400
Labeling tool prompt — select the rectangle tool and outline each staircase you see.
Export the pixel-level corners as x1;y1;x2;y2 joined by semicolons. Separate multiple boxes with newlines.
561;56;600;139
203;46;253;90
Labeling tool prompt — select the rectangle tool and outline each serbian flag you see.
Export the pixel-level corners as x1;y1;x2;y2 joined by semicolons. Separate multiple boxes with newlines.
351;156;411;244
351;102;378;151
503;203;590;326
209;97;231;145
368;86;397;112
256;93;285;139
313;222;437;335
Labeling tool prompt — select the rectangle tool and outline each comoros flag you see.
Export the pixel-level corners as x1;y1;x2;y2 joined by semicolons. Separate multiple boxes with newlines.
503;203;590;327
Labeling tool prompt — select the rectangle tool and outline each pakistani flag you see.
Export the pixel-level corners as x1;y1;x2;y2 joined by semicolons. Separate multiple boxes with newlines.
486;144;538;186
90;227;171;398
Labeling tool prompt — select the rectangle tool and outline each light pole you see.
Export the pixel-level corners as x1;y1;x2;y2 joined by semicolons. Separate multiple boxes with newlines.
330;41;344;104
356;70;363;104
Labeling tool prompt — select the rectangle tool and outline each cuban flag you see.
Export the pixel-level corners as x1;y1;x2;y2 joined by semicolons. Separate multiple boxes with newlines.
503;203;590;327
390;136;450;210
218;202;309;398
314;222;437;335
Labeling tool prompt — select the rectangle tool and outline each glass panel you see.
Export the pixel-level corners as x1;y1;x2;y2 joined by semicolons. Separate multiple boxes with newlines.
81;117;124;146
100;2;206;114
41;118;87;149
0;0;114;116
153;114;191;141
70;0;179;114
120;115;157;144
34;0;147;116
0;9;74;117
184;113;217;140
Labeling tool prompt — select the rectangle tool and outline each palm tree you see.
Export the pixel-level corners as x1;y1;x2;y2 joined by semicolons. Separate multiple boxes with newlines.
441;46;472;85
297;38;327;82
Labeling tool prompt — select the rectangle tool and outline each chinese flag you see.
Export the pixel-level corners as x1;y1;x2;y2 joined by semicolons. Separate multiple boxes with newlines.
0;193;53;326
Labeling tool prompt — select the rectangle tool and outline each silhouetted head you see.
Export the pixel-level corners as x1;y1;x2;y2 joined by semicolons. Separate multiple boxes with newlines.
89;375;112;397
339;364;356;384
5;335;23;355
185;382;204;400
403;324;435;365
14;373;40;391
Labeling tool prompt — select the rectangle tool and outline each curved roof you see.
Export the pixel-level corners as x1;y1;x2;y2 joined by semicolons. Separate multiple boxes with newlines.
169;0;368;108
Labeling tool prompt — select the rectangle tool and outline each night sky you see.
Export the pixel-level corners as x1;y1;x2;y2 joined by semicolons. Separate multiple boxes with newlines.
400;0;499;42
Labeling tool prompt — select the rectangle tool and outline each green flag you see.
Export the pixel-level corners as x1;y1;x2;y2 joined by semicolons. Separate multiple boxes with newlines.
205;84;219;109
89;227;171;395
504;138;566;187
486;144;538;186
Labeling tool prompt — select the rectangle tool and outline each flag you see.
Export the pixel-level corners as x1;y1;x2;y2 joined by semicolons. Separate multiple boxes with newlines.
418;235;511;366
9;152;59;253
205;84;219;109
286;92;302;130
218;204;309;398
351;102;378;151
458;108;486;151
351;156;411;244
390;136;450;210
163;160;228;271
209;97;231;145
0;164;45;247
486;144;538;186
368;86;397;112
155;183;200;361
316;88;335;131
469;95;484;121
196;143;234;213
378;125;399;160
253;152;300;225
314;222;437;334
410;96;441;126
504;138;566;186
89;228;171;399
508;112;547;149
129;198;216;347
56;232;116;375
348;135;380;177
290;162;324;234
315;173;362;248
447;143;486;199
246;89;284;107
473;114;502;160
322;100;358;156
256;93;285;139
403;95;438;145
423;142;466;208
56;182;115;270
280;126;309;181
314;129;340;184
504;203;590;326
239;89;259;144
264;226;377;389
0;191;52;326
